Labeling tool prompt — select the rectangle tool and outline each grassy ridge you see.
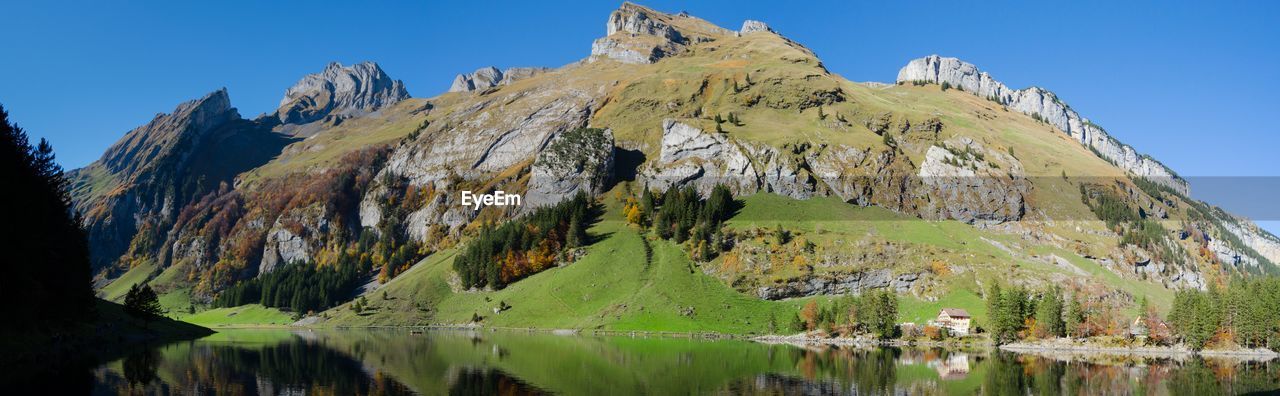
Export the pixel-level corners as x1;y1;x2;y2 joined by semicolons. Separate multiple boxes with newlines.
320;218;806;333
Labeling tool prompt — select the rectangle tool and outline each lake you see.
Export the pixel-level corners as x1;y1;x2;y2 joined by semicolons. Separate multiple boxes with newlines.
85;329;1278;395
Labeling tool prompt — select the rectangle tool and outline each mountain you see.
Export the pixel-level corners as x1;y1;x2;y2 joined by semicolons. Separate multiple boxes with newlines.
67;89;290;273
276;61;409;126
73;3;1279;330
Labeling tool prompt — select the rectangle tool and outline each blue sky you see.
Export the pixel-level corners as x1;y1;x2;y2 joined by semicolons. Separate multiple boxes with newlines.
2;1;1277;229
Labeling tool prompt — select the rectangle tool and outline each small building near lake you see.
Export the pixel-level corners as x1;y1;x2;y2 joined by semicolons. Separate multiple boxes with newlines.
934;308;972;336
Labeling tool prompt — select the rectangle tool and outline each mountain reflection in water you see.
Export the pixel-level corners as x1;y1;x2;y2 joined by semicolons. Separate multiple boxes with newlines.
82;329;1278;395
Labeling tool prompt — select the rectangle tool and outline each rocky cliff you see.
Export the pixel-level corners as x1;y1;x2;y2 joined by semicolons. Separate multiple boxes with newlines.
448;66;550;93
897;55;1188;195
638;119;1029;224
276;61;409;125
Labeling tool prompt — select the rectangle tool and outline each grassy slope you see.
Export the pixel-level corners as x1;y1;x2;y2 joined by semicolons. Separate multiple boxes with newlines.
313;192;1176;332
178;304;295;327
98;259;159;301
320;214;807;333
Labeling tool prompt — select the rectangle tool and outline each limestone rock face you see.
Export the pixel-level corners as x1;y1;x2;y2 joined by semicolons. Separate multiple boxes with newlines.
897;55;1188;195
359;82;602;241
739;20;773;35
449;66;551;93
1221;221;1280;266
589;3;730;64
916;137;1028;224
755;269;924;300
277;61;409;125
641;120;1028;224
259;205;329;274
525;128;616;208
641;119;760;195
606;3;683;40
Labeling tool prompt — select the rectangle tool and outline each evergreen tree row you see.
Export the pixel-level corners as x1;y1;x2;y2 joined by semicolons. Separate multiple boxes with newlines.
214;257;362;314
1168;277;1280;350
625;184;735;261
453;191;592;290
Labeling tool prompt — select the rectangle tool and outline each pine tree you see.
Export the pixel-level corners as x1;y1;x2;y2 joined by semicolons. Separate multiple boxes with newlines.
566;213;585;248
1036;286;1065;337
872;290;899;338
1065;296;1084;338
124;283;163;327
986;283;1005;338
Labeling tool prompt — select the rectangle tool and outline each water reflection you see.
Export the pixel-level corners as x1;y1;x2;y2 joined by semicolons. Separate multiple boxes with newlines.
84;329;1279;395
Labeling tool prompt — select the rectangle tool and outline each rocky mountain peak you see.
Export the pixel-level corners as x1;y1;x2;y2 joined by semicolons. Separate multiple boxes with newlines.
897;55;1189;195
590;3;732;64
739;20;773;35
448;66;550;93
276;61;409;125
606;2;684;41
100;88;240;176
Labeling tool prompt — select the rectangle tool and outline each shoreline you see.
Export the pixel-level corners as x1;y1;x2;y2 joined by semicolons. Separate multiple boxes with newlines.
208;324;1280;362
1000;341;1279;361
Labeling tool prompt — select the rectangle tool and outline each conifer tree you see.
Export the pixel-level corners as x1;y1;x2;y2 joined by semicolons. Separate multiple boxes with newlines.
0;104;94;329
124;283;163;326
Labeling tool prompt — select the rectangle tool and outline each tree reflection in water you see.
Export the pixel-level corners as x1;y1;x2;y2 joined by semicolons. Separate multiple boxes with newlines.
85;330;1280;395
121;349;158;388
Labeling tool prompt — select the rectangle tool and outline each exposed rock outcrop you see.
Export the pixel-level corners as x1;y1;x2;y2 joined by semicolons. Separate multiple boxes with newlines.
448;66;550;93
359;82;601;241
589;3;730;64
916;137;1027;224
277;61;409;125
525;128;616;208
641;120;1023;223
739;20;773;35
1223;222;1280;266
756;269;924;300
897;55;1189;195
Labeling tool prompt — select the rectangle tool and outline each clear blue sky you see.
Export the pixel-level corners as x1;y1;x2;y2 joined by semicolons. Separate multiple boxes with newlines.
2;1;1277;229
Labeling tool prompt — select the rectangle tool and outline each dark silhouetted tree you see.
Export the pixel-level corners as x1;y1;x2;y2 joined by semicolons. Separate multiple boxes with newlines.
0;103;94;331
124;283;162;327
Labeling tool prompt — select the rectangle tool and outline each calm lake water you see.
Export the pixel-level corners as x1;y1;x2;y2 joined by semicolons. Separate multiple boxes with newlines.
85;329;1279;395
